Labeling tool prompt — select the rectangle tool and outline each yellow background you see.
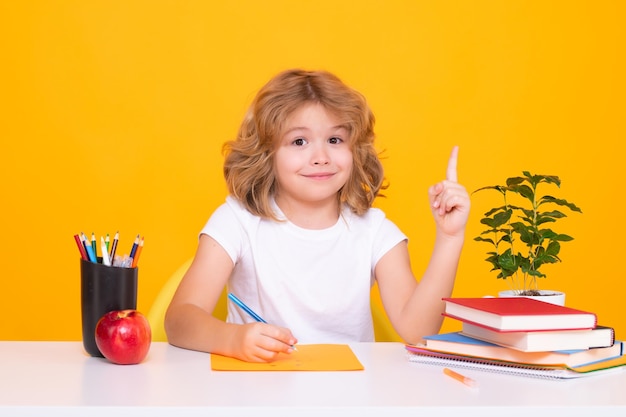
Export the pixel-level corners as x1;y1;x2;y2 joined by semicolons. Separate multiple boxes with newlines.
1;1;624;341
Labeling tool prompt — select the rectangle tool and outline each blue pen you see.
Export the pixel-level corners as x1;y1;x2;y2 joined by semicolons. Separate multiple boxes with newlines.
227;292;297;350
228;293;267;323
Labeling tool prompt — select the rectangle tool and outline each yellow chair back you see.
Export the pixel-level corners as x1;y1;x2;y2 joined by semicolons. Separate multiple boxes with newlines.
147;259;402;342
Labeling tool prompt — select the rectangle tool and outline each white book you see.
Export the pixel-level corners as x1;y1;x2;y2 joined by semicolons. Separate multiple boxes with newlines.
461;322;615;352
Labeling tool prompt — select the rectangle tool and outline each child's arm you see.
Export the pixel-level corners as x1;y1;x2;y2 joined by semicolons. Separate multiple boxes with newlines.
376;146;470;344
164;234;297;362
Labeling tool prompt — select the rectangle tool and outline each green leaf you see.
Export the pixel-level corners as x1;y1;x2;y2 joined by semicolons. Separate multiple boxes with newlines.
545;240;561;256
506;176;526;187
491;209;512;227
540;196;583;213
522;172;561;188
511;222;540;245
539;229;558;240
497;250;519;274
555;234;574;242
511;184;534;201
527;269;547;278
484;253;502;272
483;206;508;217
540;175;561;187
535;217;557;226
532;245;560;266
496;235;510;245
479;218;498;228
474;236;495;245
498;270;515;279
516;255;531;272
472;185;507;195
478;229;498;236
538;210;566;219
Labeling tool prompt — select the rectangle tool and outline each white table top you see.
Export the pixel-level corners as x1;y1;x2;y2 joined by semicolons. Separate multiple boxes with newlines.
1;341;625;416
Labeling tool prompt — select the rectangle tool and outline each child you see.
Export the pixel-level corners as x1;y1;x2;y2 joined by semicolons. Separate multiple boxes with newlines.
165;69;470;362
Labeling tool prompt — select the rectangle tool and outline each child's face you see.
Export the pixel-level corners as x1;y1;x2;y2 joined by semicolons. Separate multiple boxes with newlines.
273;103;353;210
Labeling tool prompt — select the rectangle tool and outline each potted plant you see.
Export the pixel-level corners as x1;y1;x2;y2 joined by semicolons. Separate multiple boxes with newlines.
473;171;582;305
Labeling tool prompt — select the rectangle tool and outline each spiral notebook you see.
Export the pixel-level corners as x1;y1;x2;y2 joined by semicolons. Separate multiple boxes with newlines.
406;345;626;380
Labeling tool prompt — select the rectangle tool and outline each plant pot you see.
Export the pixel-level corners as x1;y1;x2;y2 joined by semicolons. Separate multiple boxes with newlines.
498;290;565;306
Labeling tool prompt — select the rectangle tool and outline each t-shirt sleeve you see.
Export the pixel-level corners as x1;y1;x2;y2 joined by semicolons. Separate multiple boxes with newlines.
370;211;408;268
199;200;245;265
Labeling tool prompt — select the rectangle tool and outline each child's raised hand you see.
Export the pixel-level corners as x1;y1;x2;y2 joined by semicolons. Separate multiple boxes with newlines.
230;322;298;363
428;146;470;237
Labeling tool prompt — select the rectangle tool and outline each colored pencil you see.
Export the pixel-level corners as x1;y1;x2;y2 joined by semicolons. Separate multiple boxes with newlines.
74;234;88;260
131;236;143;268
100;236;111;266
90;232;97;258
109;231;119;261
80;232;89;254
83;233;97;263
129;234;140;260
443;367;478;388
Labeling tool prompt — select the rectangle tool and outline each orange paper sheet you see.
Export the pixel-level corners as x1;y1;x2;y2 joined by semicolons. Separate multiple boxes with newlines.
211;343;364;371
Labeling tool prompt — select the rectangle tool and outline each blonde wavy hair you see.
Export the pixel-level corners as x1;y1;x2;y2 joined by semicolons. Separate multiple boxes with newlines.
223;69;386;220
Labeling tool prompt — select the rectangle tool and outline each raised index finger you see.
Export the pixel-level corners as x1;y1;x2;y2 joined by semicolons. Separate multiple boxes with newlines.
446;146;459;182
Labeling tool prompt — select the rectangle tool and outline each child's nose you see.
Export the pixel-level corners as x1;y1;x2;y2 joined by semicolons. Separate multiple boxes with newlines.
312;144;330;165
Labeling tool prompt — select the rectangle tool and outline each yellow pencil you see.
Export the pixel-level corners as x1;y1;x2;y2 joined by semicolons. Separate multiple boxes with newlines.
443;367;478;388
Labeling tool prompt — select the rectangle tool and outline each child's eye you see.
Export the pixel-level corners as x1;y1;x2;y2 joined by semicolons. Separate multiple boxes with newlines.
292;138;307;146
328;137;343;144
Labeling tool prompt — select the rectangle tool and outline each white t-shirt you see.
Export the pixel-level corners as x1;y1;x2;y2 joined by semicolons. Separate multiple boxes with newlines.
201;196;407;343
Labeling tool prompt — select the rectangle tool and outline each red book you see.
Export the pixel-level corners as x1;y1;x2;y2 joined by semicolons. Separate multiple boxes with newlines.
442;297;597;332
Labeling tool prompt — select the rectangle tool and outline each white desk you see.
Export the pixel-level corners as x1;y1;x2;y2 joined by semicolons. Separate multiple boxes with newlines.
1;341;625;416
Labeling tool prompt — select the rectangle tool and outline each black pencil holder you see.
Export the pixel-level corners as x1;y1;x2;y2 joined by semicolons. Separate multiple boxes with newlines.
80;259;138;357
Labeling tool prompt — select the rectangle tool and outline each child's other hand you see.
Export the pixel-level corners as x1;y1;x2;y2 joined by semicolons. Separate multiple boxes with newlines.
428;146;470;237
231;322;298;362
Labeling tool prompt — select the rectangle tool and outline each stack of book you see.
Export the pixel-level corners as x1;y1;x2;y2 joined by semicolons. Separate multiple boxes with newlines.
406;297;626;379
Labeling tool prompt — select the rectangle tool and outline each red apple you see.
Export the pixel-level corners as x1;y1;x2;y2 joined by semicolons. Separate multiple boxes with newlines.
95;309;152;365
